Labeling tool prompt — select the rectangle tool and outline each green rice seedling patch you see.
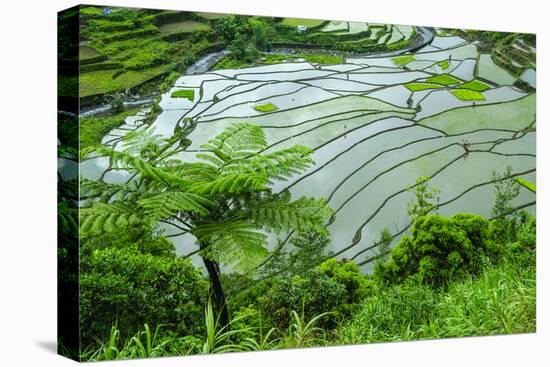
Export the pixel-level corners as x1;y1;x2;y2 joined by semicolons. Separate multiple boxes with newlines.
392;55;416;66
171;89;195;101
404;82;446;91
437;60;450;69
459;79;491;92
451;89;485;101
254;102;279;113
426;74;462;85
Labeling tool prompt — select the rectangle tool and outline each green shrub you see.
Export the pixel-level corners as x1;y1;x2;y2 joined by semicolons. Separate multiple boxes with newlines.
259;259;370;329
376;213;496;287
80;245;208;345
110;96;124;113
504;212;536;267
318;259;370;303
489;166;522;243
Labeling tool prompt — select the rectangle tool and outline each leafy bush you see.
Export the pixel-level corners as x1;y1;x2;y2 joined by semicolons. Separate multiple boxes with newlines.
489;166;521;243
110;96;124;113
80;245;208;345
376;213;497;287
259;259;370;329
504;212;536;267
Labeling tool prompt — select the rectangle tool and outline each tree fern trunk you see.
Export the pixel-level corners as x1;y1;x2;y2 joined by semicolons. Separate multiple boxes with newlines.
202;256;230;329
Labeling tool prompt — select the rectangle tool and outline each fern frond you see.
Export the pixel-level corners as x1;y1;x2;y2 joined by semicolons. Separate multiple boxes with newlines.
138;191;213;219
195;153;226;168
189;171;268;195
58;202;78;234
199;123;267;163
80;202;145;235
121;125;165;156
249;191;334;233
225;145;314;182
80;178;139;202
193;220;268;271
87;146;193;189
166;162;219;183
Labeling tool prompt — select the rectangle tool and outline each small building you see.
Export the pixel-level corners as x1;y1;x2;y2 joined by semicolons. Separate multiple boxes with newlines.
297;25;308;34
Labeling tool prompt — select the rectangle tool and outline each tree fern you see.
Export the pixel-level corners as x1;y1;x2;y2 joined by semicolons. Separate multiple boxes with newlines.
80;122;334;328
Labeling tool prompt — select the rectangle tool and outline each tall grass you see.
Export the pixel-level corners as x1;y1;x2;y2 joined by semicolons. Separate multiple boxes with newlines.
282;310;331;348
82;257;535;360
337;259;535;344
82;323;171;361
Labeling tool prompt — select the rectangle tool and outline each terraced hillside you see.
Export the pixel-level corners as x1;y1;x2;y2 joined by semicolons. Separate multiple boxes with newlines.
80;30;536;272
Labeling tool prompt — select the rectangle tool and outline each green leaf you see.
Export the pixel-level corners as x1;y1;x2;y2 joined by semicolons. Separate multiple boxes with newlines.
250;192;334;233
80;202;145;235
199;123;267;164
193;221;268;271
138;191;213;219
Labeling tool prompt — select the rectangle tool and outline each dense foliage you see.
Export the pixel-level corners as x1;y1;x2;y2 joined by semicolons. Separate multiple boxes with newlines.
80;243;208;344
376;213;498;287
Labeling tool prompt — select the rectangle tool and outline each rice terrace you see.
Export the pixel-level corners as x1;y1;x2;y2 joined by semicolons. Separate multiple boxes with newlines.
58;5;536;361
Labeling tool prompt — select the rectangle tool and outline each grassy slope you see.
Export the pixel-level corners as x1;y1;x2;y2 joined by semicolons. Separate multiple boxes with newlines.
80;107;141;148
337;259;535;344
419;94;535;134
79;65;171;97
77;7;216;98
